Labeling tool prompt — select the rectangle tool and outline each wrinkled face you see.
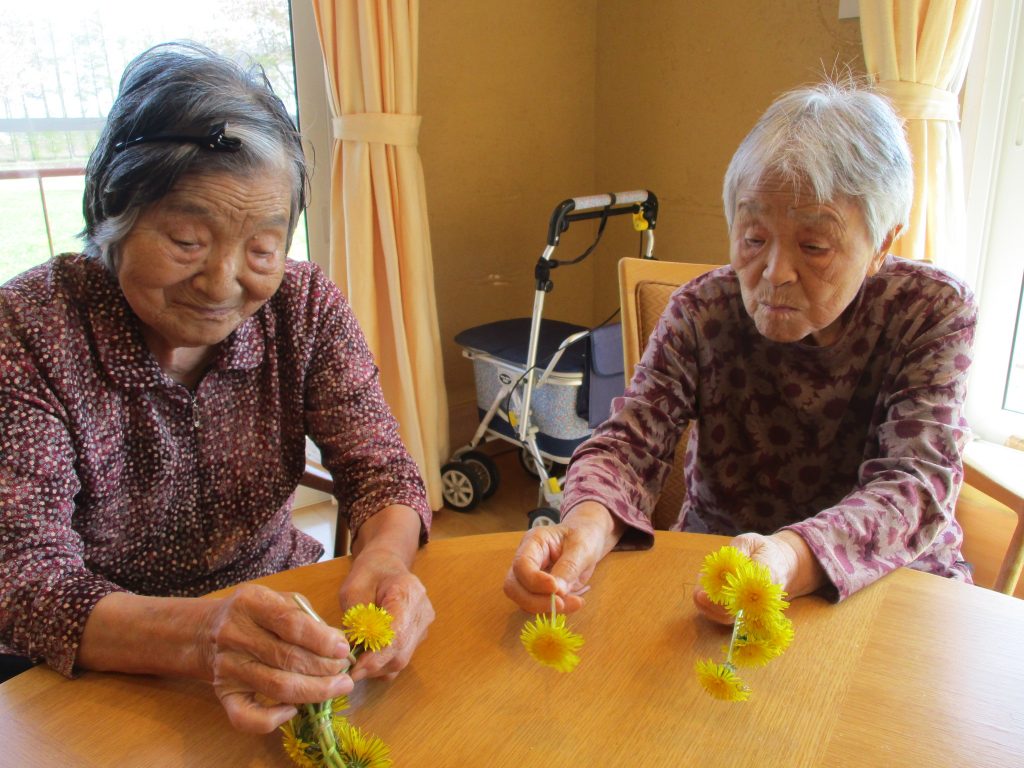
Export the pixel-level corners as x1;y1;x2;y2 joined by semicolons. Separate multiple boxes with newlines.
730;178;889;347
117;170;292;357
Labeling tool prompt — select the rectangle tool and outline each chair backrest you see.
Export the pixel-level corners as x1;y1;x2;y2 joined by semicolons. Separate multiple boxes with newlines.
618;257;720;530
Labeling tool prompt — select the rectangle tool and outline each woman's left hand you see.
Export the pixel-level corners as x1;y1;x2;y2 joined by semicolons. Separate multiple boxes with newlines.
337;549;435;682
692;530;826;624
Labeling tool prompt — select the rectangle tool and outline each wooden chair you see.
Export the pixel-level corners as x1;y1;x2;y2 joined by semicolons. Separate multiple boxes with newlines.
958;441;1024;597
300;461;350;557
618;257;719;530
617;256;1024;598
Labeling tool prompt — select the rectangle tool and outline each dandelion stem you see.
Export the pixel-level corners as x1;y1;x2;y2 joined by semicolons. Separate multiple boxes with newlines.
550;592;557;620
725;609;744;667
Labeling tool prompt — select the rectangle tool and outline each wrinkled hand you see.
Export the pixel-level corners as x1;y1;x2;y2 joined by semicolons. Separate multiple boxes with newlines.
205;584;354;733
503;502;623;614
692;530;824;624
337;550;434;682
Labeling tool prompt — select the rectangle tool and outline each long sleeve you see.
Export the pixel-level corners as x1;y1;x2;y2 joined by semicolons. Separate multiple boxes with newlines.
560;280;704;547
302;269;431;543
787;285;976;599
0;291;128;675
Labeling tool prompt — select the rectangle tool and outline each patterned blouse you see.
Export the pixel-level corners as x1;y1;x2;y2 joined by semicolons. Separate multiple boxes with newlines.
0;255;430;675
562;257;976;600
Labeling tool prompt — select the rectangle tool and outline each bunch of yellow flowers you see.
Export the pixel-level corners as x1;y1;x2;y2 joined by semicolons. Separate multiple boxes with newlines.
281;602;396;768
694;546;794;702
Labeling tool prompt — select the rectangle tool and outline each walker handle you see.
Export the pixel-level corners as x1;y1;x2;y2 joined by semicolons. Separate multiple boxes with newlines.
546;190;658;246
570;190;649;212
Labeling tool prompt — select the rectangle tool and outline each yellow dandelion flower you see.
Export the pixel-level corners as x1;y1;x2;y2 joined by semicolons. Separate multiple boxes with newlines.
695;658;750;701
326;695;349;715
699;545;750;605
744;610;794;648
335;718;393;768
279;719;317;768
721;559;789;622
727;635;782;668
520;613;584;673
342;603;396;653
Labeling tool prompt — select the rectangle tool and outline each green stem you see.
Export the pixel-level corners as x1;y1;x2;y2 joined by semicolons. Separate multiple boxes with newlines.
725;609;744;668
306;702;345;768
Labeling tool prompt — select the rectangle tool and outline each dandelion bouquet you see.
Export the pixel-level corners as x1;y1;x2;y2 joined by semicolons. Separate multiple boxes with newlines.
520;593;584;672
694;546;794;701
281;598;396;767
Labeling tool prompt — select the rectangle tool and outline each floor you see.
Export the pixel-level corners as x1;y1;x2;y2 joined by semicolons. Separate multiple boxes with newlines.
293;446;541;559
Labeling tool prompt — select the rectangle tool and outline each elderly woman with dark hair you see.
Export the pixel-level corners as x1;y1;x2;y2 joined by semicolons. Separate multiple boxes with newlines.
0;43;433;732
504;80;977;622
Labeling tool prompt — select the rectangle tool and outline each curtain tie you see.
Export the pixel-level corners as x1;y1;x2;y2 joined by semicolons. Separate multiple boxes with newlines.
874;80;960;122
333;113;421;145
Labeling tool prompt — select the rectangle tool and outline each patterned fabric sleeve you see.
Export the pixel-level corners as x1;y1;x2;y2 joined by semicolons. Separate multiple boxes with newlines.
0;293;128;676
560;287;700;548
786;289;977;600
301;269;431;543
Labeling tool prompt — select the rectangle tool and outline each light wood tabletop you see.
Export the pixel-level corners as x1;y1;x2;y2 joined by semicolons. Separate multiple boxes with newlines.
1;531;1023;767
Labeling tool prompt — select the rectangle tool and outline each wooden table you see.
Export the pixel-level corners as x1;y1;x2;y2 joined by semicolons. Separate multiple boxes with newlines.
2;531;1023;767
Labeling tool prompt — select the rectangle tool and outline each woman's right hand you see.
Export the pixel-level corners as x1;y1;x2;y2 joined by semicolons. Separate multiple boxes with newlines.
503;502;624;614
203;584;355;733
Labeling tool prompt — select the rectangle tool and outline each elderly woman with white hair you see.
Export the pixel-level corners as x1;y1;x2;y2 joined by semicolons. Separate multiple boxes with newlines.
504;79;977;622
0;43;434;731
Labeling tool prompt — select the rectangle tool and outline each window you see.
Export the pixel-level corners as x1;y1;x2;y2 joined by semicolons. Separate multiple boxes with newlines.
0;0;329;285
962;0;1024;443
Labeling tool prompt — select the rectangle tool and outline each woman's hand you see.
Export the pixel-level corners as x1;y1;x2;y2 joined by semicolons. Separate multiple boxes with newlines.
204;584;354;733
338;504;434;682
503;501;624;614
337;549;435;682
692;530;826;624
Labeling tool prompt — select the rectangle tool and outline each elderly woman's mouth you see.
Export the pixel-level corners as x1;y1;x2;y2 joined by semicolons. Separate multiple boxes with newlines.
180;303;238;319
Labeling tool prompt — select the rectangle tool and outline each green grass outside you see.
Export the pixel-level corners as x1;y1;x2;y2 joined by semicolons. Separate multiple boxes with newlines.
0;177;309;286
0;177;86;285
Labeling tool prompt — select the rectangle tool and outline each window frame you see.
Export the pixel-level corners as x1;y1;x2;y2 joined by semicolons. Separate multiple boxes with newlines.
962;0;1024;443
289;0;331;275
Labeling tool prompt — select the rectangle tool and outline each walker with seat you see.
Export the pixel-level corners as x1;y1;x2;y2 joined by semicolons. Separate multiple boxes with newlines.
440;190;658;527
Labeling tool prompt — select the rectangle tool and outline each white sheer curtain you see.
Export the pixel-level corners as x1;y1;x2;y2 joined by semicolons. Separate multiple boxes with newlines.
860;0;981;274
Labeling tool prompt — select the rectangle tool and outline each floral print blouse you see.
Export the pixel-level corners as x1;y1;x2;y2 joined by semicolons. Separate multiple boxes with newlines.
0;255;430;675
561;258;976;600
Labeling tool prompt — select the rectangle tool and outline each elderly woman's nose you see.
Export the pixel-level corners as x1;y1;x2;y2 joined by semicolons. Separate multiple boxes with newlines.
193;249;243;301
762;244;797;285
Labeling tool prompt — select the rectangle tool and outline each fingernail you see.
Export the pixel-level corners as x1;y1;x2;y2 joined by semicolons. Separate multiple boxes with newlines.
335;642;350;658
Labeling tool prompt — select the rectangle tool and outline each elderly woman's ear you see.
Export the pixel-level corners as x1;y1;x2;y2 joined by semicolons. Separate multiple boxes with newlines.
868;224;903;276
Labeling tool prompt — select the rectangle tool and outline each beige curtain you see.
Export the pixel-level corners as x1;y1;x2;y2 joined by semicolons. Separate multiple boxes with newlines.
860;0;981;274
311;0;448;510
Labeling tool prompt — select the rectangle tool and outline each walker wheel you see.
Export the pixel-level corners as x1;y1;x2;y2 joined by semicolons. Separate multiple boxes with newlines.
518;448;555;479
458;450;500;499
441;461;483;512
527;507;560;529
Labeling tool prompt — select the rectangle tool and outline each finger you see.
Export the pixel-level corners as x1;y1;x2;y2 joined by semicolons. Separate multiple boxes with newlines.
351;582;434;681
692;586;735;625
216;622;351;678
216;686;298;734
233;586;350;662
213;650;353;707
547;536;598;597
502;568;586;614
508;531;562;596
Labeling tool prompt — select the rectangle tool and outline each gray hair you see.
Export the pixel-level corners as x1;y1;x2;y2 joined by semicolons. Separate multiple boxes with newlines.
722;79;913;251
82;42;309;268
